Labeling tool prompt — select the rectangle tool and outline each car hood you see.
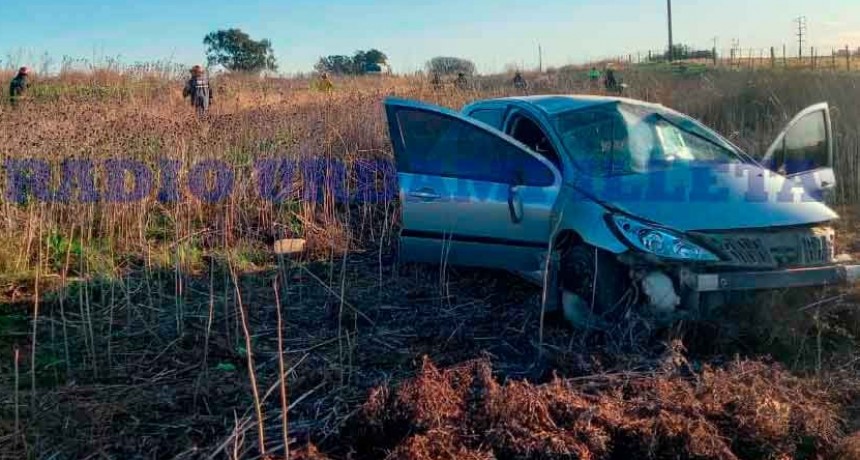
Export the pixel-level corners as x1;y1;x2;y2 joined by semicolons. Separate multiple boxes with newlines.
577;164;837;231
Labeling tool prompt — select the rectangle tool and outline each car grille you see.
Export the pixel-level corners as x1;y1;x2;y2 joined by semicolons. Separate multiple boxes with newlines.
694;226;835;268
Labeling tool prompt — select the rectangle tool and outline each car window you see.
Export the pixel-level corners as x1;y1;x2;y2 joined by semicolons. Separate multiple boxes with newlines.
395;109;555;186
469;108;505;130
508;114;563;171
773;110;829;175
556;103;741;176
651;117;737;163
556;106;633;175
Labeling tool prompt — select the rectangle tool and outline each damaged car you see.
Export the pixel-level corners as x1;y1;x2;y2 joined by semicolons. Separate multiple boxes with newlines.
383;95;860;326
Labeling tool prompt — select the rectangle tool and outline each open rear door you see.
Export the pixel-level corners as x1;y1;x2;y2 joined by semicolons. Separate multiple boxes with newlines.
762;103;835;199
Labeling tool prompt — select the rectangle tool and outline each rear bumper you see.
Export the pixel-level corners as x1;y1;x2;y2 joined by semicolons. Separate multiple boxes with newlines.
684;264;860;293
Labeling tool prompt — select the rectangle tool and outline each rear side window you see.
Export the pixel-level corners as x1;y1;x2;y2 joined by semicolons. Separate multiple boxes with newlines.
394;109;554;186
468;108;504;130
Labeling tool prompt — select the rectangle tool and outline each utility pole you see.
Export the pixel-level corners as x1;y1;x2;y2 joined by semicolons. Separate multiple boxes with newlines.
666;0;674;61
796;16;807;60
538;44;543;73
712;36;718;66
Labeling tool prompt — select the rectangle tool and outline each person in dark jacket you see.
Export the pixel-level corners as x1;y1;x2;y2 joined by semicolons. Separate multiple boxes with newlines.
604;68;619;93
183;65;213;116
512;71;527;90
9;67;30;106
454;72;468;90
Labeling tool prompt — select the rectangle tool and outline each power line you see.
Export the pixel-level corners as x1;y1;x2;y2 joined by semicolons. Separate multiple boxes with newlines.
796;16;807;58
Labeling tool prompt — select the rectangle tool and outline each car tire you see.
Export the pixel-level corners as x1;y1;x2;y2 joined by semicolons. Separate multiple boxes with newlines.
559;244;632;321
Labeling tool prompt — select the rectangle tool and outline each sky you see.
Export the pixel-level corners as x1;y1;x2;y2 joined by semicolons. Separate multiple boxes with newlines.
1;0;859;74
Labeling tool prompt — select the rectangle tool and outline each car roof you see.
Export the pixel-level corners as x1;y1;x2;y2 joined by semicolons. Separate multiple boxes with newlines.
475;94;666;116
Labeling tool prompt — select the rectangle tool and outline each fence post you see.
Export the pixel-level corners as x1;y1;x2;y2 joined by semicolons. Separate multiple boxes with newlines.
811;46;816;69
832;49;836;71
749;48;754;69
783;44;787;67
770;47;776;68
648;50;652;62
713;47;718;66
847;45;851;71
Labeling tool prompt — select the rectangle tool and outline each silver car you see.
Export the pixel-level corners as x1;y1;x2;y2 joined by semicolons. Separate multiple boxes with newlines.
384;95;860;324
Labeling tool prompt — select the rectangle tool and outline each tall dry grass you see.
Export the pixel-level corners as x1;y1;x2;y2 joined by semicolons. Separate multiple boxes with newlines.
0;67;858;283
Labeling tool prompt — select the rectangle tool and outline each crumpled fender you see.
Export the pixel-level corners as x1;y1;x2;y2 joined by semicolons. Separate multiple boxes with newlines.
553;187;628;254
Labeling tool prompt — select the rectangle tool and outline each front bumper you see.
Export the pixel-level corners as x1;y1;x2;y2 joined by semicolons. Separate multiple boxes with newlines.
683;264;860;293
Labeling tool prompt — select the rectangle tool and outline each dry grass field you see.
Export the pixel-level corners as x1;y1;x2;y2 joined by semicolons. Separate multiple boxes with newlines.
0;65;859;459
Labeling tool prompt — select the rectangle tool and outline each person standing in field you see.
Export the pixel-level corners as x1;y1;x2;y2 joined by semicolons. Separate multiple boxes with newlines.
588;67;600;85
315;72;334;92
454;72;468;90
512;71;527;90
9;67;31;107
604;67;619;93
182;65;213;117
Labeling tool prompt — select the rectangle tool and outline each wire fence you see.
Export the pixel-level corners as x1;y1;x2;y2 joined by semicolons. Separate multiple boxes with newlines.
591;45;860;72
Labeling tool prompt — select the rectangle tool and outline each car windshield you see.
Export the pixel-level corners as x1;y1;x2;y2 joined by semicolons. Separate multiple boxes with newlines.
554;102;744;176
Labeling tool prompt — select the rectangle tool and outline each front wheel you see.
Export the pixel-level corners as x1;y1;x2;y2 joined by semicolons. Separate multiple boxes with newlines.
559;244;634;326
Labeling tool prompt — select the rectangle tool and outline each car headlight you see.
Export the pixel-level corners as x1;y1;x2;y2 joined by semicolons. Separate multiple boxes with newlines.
611;214;719;261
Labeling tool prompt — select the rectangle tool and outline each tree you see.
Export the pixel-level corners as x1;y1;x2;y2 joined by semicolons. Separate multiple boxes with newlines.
203;28;277;73
689;49;715;59
356;49;388;72
425;56;476;76
663;44;688;60
314;55;356;75
663;44;714;61
314;49;389;75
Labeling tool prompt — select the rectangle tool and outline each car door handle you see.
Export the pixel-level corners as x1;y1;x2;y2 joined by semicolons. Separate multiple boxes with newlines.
508;185;524;223
408;189;441;201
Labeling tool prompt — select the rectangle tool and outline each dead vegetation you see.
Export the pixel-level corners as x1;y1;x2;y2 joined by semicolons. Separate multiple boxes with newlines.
326;349;847;460
834;431;860;460
2;256;857;459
